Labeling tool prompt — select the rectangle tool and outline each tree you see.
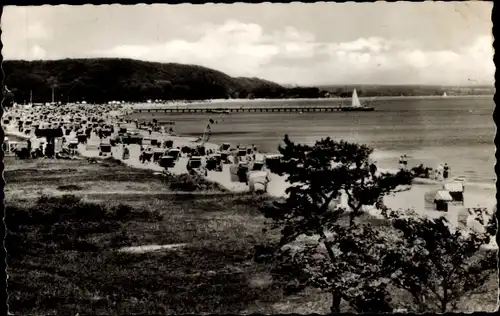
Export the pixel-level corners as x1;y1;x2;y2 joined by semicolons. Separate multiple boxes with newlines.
383;209;498;312
3;85;15;107
256;135;413;313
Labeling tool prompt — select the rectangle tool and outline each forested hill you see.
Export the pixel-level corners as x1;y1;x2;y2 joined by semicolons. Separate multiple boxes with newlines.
3;58;328;104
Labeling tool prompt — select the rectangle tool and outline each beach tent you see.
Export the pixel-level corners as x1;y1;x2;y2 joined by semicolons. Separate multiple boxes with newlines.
230;161;250;183
444;181;464;202
248;170;270;192
265;154;283;171
54;138;63;153
35;126;63;139
3;138;11;153
435;190;453;201
434;190;453;212
68;140;79;149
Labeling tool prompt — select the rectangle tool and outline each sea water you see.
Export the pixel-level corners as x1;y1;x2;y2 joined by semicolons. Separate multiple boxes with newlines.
129;96;496;187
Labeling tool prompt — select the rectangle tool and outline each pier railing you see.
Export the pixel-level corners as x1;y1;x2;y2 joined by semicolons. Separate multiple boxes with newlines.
133;105;373;114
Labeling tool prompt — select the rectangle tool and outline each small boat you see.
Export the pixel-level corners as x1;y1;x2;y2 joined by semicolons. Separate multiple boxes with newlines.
341;89;375;112
442;92;448;98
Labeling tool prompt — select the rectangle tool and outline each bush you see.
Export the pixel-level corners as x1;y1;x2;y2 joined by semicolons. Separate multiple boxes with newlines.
5;195;164;256
410;164;433;178
101;156;124;167
168;173;226;192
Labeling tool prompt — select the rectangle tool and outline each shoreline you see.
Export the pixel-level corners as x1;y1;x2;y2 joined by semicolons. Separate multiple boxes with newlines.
128;94;494;108
5;123;495;200
3;105;496;239
6;125;495;205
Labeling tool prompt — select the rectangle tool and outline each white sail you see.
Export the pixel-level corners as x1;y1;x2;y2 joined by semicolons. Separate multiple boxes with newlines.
443;92;447;97
352;89;362;107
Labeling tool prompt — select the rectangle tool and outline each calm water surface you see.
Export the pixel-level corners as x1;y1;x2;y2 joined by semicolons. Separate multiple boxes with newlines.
129;96;496;185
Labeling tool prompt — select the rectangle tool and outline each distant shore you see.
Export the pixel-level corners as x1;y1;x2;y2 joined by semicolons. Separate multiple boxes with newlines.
128;94;494;109
13;94;493;109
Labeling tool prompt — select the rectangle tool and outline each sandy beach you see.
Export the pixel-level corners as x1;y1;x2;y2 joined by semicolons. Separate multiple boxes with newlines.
3;3;497;314
3;104;496;243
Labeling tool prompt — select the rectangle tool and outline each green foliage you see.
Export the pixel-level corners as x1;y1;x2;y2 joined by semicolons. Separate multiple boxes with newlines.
6;190;282;315
3;84;15;107
5;194;163;258
257;136;414;312
384;210;497;312
267;135;412;225
3;58;328;103
485;206;497;237
410;164;434;178
267;222;396;313
167;173;227;192
257;134;495;312
101;156;125;167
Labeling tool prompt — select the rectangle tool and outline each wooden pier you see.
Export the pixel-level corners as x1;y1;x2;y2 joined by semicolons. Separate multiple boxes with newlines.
133;106;375;114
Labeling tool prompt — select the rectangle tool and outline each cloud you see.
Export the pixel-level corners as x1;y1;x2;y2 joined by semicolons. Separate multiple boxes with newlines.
2;4;493;86
90;23;494;86
91;20;280;76
88;17;493;86
334;37;393;54
29;45;47;59
26;22;50;40
261;35;494;86
91;22;324;77
3;44;47;60
1;7;52;60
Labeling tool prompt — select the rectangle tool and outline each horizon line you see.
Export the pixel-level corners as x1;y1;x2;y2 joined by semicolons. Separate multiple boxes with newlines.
4;57;495;88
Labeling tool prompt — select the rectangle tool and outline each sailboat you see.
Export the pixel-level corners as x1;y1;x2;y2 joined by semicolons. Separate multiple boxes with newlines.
341;88;375;111
352;88;362;107
442;92;448;98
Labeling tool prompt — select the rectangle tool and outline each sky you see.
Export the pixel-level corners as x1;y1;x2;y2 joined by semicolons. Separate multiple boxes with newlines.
1;2;494;86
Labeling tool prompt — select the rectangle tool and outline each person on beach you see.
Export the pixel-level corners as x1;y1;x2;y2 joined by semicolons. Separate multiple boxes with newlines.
435;164;442;180
443;163;450;180
399;155;408;170
369;163;378;178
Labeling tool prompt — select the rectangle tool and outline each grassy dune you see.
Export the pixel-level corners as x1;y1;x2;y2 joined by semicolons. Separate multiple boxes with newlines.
4;156;497;314
4;157;287;314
